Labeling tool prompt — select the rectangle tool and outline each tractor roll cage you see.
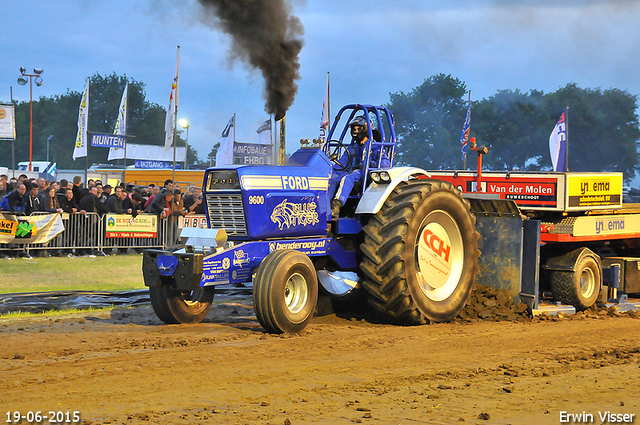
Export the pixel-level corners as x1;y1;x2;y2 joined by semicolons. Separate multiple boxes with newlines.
326;104;397;190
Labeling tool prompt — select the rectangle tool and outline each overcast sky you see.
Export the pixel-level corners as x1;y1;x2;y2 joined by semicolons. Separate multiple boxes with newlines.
2;0;640;162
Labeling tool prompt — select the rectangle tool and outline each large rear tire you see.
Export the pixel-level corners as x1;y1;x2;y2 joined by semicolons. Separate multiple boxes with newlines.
360;180;479;324
254;250;319;334
149;281;214;324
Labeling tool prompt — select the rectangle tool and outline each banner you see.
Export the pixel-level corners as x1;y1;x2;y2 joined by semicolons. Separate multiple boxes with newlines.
234;143;272;165
0;104;16;140
178;215;208;229
216;115;235;166
0;213;65;244
164;47;180;151
73;79;90;160
105;214;158;238
549;109;568;172
91;133;125;148
108;143;186;162
108;82;128;160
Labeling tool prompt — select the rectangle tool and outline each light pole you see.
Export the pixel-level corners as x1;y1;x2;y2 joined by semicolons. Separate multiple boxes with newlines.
17;67;43;172
179;118;190;170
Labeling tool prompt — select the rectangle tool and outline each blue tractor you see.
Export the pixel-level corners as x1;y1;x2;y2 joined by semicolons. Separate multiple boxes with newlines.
143;104;480;333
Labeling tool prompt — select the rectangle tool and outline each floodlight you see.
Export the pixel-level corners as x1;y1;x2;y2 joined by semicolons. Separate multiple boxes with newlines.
179;119;189;129
35;77;43;87
17;77;28;86
19;67;26;74
33;68;44;75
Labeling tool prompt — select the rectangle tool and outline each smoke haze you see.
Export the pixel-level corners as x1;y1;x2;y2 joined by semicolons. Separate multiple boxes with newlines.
198;0;304;120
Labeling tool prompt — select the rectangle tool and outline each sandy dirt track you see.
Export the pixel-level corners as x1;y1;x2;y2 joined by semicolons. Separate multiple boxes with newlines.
1;298;639;425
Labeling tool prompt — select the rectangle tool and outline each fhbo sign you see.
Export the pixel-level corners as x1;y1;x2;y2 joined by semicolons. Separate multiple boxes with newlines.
90;133;125;148
234;143;272;165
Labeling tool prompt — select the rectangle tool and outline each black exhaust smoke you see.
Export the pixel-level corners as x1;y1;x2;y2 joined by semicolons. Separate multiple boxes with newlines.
198;0;303;121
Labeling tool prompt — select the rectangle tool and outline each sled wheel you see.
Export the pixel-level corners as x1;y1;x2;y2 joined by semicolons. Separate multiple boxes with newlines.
254;250;319;334
551;255;601;310
360;180;479;324
149;281;214;324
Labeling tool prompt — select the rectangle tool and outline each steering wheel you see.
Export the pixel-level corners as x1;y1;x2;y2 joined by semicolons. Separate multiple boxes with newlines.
323;139;352;172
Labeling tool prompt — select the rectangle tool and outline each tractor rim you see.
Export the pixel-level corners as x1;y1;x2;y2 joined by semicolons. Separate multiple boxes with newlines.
182;287;204;306
414;209;464;302
284;272;308;314
579;267;596;299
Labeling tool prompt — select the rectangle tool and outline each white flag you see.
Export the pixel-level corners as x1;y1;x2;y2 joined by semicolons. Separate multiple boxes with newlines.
108;82;128;161
216;115;235;166
257;119;271;145
164;47;180;151
549;109;568;172
319;72;330;140
73;79;89;160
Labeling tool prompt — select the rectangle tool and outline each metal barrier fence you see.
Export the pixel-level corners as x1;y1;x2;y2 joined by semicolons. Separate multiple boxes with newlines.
0;212;170;256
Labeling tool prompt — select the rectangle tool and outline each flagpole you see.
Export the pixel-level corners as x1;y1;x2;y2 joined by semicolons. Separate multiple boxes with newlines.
463;90;471;170
327;72;331;132
85;78;90;186
123;82;128;186
565;106;569;172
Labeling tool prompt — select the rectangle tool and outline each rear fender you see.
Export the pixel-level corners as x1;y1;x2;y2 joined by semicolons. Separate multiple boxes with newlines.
355;167;431;215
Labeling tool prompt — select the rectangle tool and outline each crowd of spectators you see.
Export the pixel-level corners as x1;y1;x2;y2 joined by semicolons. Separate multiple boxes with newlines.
0;174;206;217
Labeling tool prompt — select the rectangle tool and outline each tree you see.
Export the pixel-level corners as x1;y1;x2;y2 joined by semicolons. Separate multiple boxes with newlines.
387;74;468;170
388;77;640;181
1;72;198;170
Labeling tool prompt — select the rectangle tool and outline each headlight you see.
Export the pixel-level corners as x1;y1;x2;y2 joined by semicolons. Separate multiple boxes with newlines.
370;172;381;183
379;171;391;182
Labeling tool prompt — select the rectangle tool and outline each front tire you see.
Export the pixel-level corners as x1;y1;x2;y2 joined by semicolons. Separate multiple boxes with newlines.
253;250;319;333
149;281;214;324
360;180;479;324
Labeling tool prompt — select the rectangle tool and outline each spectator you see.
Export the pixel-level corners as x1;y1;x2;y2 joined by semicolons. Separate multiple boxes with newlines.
78;186;108;216
37;177;47;195
171;189;186;216
58;188;78;214
183;187;202;214
124;192;143;217
103;184;113;198
18;174;28;185
42;186;63;213
106;186;132;214
145;189;173;217
0;179;6;203
96;183;108;204
72;175;83;202
0;174;8;188
24;183;43;215
162;179;173;193
144;184;163;210
8;177;18;191
0;184;27;213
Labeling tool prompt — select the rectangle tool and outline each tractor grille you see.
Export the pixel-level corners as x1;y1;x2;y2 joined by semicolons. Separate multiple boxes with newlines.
206;192;247;236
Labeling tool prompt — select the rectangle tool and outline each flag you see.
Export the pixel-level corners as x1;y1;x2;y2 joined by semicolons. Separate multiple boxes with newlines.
108;83;128;161
73;79;89;160
164;47;180;151
215;115;235;166
549;109;568;172
257;119;271;145
319;72;330;140
460;103;471;160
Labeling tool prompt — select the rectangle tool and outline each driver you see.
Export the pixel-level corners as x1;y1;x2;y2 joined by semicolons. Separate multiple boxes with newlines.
329;115;390;218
